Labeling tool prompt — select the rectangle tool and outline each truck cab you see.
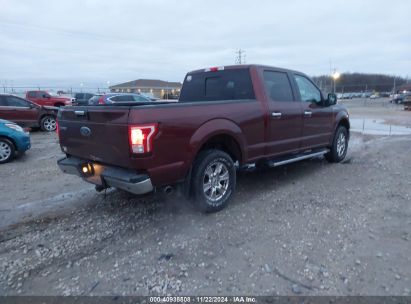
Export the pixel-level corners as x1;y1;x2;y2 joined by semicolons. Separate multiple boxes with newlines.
26;90;73;107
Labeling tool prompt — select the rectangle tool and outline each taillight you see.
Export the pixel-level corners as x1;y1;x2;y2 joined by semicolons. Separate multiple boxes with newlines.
56;119;60;140
129;124;158;154
98;96;104;104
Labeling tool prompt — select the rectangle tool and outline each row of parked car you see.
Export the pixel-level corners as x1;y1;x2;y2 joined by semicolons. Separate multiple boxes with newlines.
0;91;161;164
336;92;392;100
390;92;411;104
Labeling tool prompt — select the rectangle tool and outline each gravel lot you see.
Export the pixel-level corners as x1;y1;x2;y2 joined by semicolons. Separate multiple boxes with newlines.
0;99;410;296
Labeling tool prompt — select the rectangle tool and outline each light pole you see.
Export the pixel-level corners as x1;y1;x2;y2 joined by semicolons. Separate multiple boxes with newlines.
80;83;84;93
332;72;340;94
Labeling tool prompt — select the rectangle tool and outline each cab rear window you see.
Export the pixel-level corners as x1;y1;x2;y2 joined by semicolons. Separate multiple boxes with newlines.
179;69;255;102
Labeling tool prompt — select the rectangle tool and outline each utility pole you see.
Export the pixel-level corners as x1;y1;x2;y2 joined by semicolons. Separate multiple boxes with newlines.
235;49;246;64
393;76;396;94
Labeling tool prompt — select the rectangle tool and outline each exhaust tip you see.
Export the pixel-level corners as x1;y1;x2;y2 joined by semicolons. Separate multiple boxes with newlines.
164;186;174;195
95;185;107;192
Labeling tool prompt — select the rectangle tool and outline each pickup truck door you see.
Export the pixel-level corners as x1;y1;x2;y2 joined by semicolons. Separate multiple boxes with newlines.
0;96;38;127
292;74;333;150
30;91;51;106
263;70;303;157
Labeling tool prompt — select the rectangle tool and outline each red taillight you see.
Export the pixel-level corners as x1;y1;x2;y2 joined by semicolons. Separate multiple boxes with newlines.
56;119;60;140
98;96;104;104
129;124;158;154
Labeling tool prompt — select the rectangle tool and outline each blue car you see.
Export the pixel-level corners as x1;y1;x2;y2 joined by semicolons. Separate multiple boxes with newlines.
0;119;31;164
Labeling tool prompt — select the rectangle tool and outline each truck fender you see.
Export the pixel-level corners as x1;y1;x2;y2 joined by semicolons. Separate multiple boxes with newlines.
333;112;350;141
188;118;247;165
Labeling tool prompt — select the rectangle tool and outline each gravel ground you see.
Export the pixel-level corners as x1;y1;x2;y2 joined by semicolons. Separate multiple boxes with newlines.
0;101;410;296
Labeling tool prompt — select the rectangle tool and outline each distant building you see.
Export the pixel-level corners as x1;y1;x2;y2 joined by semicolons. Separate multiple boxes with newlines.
397;83;411;93
109;79;182;99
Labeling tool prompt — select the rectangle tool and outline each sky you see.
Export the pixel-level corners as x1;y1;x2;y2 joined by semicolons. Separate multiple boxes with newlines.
0;0;410;89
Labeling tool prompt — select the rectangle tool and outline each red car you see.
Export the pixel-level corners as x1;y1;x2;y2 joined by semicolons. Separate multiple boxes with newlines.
58;65;350;212
26;90;73;107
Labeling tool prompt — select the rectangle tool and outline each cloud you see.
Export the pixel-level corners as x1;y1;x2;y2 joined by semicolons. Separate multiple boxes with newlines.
0;0;410;88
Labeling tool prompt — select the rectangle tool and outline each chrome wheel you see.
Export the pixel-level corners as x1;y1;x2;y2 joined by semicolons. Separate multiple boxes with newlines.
43;117;57;131
203;160;230;203
0;141;12;162
336;132;346;157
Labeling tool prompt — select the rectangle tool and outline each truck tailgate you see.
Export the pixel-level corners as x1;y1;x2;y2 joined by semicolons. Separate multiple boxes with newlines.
58;106;132;168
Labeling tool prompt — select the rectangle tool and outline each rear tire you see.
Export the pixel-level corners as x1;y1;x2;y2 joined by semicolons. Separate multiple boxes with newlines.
40;116;57;132
0;138;15;164
191;150;236;213
325;126;348;163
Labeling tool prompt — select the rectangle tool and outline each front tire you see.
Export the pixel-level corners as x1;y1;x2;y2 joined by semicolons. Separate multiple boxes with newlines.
191;150;236;213
40;116;57;132
0;138;15;164
325;126;348;163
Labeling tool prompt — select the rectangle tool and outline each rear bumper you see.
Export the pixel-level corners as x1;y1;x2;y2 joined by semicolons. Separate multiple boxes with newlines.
57;157;153;195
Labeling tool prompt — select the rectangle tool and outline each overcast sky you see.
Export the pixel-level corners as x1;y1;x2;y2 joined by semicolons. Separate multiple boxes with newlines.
0;0;410;88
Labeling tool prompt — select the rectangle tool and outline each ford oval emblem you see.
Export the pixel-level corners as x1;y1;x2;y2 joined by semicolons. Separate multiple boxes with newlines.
80;126;91;137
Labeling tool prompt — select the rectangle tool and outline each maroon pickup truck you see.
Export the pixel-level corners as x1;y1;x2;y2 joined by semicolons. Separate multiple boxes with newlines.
57;65;350;212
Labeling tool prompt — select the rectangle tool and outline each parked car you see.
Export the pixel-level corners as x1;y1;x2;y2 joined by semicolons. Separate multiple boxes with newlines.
390;93;410;104
0;119;31;164
370;94;379;99
0;94;58;131
73;93;96;106
88;93;153;105
26;90;73;107
404;94;411;111
341;93;353;99
57;64;350;213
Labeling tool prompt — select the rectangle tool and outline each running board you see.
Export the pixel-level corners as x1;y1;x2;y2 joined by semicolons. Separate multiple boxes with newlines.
266;149;329;167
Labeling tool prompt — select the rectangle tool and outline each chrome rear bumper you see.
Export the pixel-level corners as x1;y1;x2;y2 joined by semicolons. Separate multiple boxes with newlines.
57;157;153;195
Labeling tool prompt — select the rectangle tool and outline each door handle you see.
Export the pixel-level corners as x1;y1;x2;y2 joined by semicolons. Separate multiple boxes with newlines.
74;110;86;116
271;112;282;118
304;111;312;117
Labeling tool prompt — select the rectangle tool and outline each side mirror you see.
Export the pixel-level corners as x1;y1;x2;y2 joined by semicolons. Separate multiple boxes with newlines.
327;93;337;106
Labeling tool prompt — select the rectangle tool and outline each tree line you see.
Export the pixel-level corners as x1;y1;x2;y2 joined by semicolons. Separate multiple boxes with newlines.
312;73;408;93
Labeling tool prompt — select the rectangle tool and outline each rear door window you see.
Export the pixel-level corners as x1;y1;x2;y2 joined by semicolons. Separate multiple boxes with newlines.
179;68;255;102
6;96;31;107
133;95;150;102
263;71;294;102
110;95;134;102
0;96;7;106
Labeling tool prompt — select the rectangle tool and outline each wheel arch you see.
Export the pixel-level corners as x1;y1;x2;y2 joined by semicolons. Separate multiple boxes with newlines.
189;119;246;165
39;113;56;122
337;116;350;138
0;135;17;150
